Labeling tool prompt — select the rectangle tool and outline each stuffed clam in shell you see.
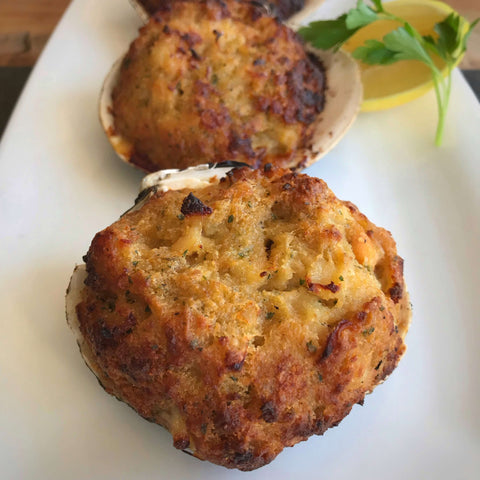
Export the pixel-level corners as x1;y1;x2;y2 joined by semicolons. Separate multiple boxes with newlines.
66;163;411;471
100;0;362;172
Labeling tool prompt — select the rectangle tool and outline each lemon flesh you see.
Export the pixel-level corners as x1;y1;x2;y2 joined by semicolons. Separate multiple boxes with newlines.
342;0;457;111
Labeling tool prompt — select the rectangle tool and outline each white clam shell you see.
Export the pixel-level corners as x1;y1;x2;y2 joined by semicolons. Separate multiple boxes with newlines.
129;0;149;23
66;265;106;383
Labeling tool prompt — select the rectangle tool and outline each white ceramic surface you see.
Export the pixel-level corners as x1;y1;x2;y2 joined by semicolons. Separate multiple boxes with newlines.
0;0;479;479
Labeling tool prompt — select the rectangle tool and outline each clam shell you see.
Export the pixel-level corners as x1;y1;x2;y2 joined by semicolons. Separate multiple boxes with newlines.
304;47;362;167
128;0;149;23
66;265;105;383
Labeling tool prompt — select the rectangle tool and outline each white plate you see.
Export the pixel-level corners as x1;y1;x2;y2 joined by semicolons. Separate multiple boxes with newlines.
0;0;479;478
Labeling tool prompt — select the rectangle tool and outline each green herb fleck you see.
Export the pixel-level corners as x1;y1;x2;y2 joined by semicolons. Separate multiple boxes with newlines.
266;312;275;319
317;373;323;382
307;341;317;353
177;213;185;220
339;275;344;281
238;248;251;258
182;249;188;258
362;326;375;336
145;305;151;314
230;376;238;382
228;215;234;223
299;279;305;286
132;261;139;267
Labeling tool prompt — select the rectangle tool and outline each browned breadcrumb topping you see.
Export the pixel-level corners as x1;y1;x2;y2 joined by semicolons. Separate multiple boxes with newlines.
112;0;325;172
76;167;410;470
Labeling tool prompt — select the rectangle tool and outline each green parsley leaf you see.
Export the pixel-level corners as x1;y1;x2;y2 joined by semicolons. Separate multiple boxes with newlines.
298;15;355;51
383;26;434;66
371;0;384;12
353;39;397;65
346;1;378;30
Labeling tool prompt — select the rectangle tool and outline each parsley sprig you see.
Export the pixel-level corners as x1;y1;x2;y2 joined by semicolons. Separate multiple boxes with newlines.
298;0;479;146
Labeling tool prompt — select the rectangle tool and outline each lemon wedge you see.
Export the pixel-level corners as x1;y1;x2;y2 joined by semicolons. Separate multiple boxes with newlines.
342;0;462;111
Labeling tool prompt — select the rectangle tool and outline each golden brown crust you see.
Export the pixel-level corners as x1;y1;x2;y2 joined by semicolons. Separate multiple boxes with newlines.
112;0;326;172
74;167;410;470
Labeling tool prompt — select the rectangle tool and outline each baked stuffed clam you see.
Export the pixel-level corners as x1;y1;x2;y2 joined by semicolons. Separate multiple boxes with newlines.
66;163;411;471
100;0;361;172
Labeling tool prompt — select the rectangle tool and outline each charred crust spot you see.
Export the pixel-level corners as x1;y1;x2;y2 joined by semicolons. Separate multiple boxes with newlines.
308;281;340;294
321;335;335;360
129;150;159;173
194;80;214;98
229;360;245;371
250;3;266;22
261;401;278;423
321;319;351;360
283;55;326;124
181;32;202;47
265;239;274;258
233;450;254;467
173;438;190;450
389;282;403;304
228;134;255;158
375;360;383;371
212;29;223;41
100;326;113;339
163;24;171;35
180;193;213;216
313;419;324;435
190;48;201;61
225;349;246;371
200;108;230;130
264;163;272;172
270;0;306;20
